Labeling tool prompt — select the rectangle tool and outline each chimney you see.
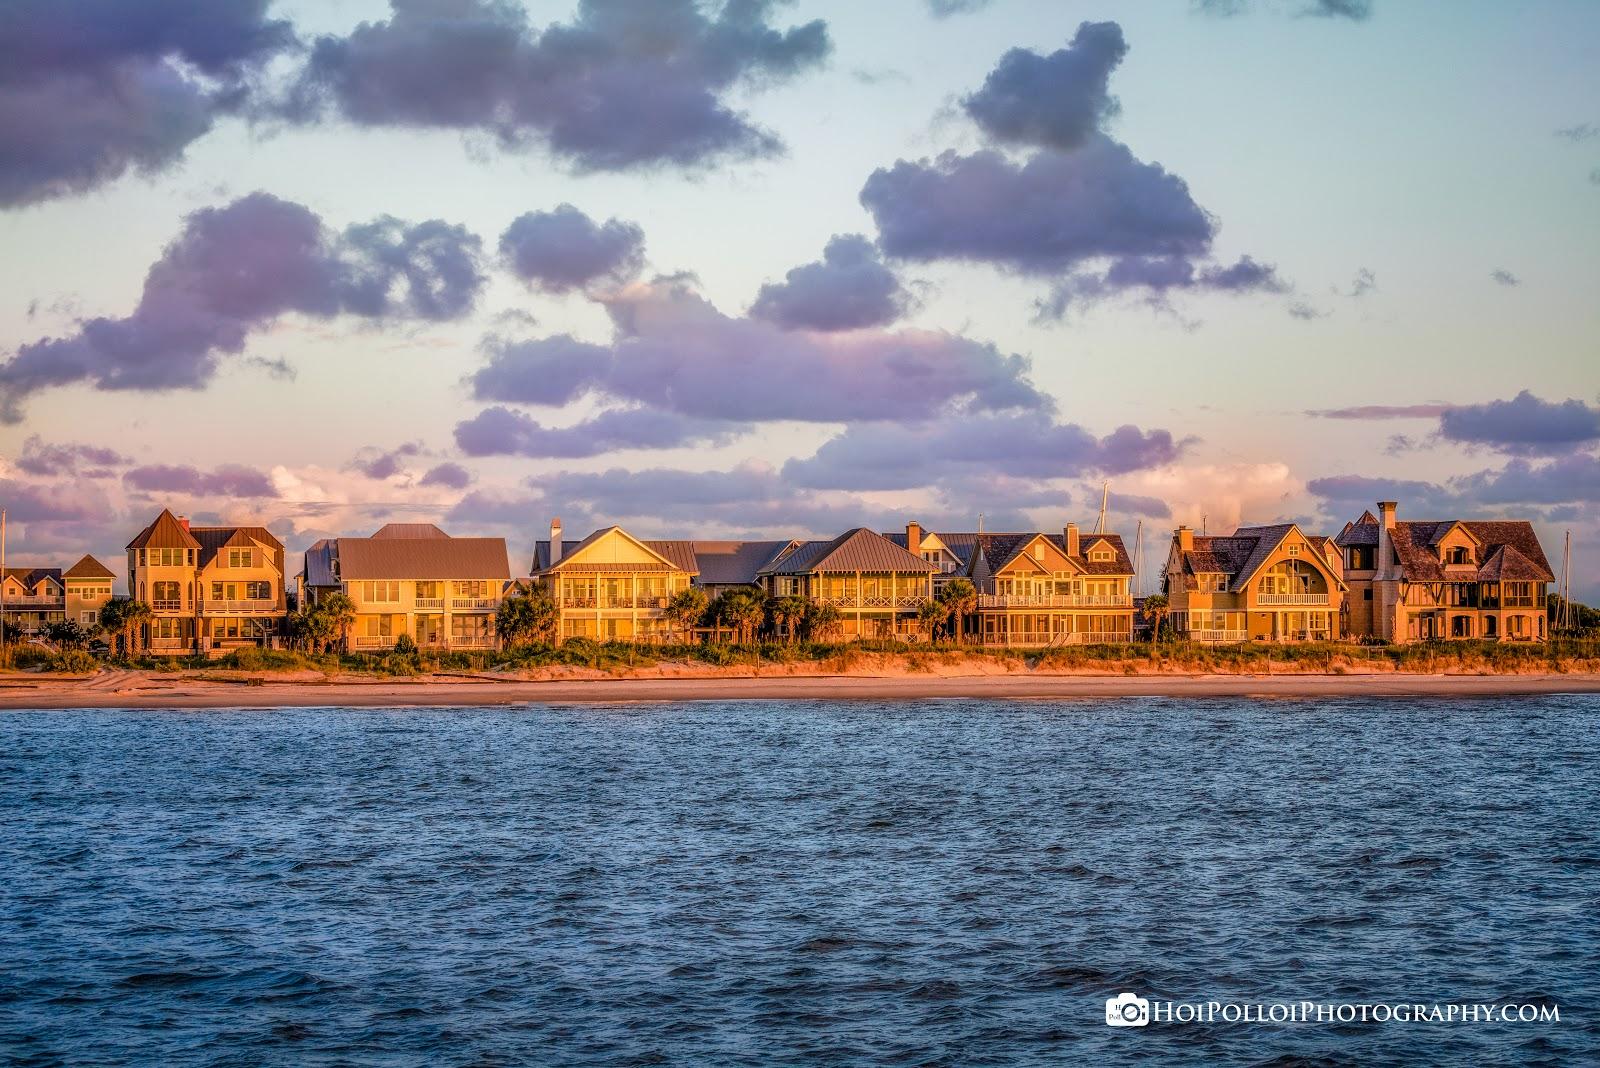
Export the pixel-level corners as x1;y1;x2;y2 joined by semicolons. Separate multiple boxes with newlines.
1375;501;1398;578
1065;522;1080;558
1378;501;1397;529
906;520;922;555
1177;525;1194;553
177;515;190;532
548;518;563;567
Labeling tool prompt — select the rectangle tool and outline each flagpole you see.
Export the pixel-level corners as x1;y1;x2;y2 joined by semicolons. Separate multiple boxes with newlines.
1;508;8;655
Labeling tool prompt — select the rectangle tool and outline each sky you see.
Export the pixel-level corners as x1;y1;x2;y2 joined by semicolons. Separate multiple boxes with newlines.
0;0;1596;598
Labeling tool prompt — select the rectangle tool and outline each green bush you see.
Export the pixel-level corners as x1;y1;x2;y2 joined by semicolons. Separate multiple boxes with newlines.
50;650;98;674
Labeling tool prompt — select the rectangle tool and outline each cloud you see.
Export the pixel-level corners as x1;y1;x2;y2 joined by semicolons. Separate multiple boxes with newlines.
749;234;909;331
283;0;830;172
350;441;423;480
781;413;1186;491
454;405;745;458
15;435;130;477
0;0;294;208
0;192;485;420
1437;391;1600;457
1589;168;1600;186
961;22;1127;152
1287;301;1324;320
419;462;472;490
1555;122;1597;143
1307;403;1451;420
1490;269;1520;286
123;462;279;498
1194;0;1372;18
926;0;993;16
0;476;110;523
1345;267;1376;298
1046;254;1289;317
1455;452;1600;505
469;278;1048;422
499;204;645;294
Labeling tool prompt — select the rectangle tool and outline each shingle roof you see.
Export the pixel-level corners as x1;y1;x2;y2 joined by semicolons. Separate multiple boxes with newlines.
689;540;794;585
127;509;201;550
335;537;511;580
762;528;936;575
1337;518;1380;547
892;530;1135;577
370;522;450;539
1389;520;1554;583
63;555;115;580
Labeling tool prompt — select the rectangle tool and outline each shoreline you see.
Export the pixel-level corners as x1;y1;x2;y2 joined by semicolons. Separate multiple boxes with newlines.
2;669;1599;709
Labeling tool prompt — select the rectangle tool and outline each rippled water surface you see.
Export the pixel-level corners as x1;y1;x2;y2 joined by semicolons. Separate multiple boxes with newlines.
3;698;1598;1066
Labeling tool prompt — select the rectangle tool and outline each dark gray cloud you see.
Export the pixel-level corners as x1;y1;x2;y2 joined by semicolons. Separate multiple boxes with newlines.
1286;300;1324;321
1455;453;1600;506
1195;0;1372;19
1303;0;1372;19
0;476;109;522
454;405;744;458
0;0;294;208
1306;473;1467;515
962;22;1127;152
350;441;423;480
1045;254;1289;317
926;0;993;16
469;278;1047;423
123;462;278;498
499;205;645;293
15;435;130;477
284;0;830;172
781;414;1186;491
1438;391;1600;457
1490;268;1520;286
1307;403;1451;420
419;462;472;489
1589;168;1600;186
0;192;485;421
1556;122;1597;142
749;235;909;331
1310;449;1600;515
1345;267;1376;298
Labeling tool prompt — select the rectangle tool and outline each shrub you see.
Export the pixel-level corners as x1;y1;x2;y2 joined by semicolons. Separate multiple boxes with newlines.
50;650;98;674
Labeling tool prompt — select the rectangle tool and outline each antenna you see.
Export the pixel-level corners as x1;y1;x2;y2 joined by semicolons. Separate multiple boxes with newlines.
1095;481;1109;534
1201;513;1207;536
977;512;984;535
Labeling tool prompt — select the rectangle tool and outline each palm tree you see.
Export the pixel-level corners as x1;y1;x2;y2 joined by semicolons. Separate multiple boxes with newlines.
717;588;766;645
496;584;560;648
803;601;843;643
318;593;356;654
918;598;949;643
665;586;710;643
98;601;127;656
937;578;977;645
767;595;809;644
119;600;152;656
1141;593;1169;643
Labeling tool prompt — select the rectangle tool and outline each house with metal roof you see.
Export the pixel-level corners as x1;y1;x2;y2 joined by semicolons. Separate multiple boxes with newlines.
889;521;1137;645
756;527;937;640
530;519;699;642
126;508;287;655
1335;501;1552;643
1161;521;1346;643
300;523;512;650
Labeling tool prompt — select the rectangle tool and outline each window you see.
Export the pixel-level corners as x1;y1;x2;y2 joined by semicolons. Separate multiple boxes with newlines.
149;548;186;567
1364;589;1373;601
152;581;181;604
246;581;271;600
226;548;253;568
453;580;489;597
1445;546;1470;565
80;611;97;625
363;615;394;638
361;580;400;602
1347;546;1375;570
415;581;442;599
1287;543;1300;557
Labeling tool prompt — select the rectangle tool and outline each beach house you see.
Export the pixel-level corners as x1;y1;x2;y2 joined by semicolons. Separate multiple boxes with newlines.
530;520;700;641
1162;523;1346;642
126;509;287;654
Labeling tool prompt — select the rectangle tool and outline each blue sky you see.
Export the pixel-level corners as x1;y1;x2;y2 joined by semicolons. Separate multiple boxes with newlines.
0;0;1596;596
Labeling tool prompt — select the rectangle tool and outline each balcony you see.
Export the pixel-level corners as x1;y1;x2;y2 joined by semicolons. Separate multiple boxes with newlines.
1;595;65;609
978;594;1132;608
147;637;192;654
1189;628;1248;642
151;599;185;612
816;594;929;610
354;636;389;648
415;597;445;610
202;599;278;615
979;630;1132;646
1256;593;1330;606
559;596;671;610
451;597;496;611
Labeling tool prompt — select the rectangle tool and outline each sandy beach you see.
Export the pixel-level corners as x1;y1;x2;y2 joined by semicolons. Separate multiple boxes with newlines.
2;668;1598;709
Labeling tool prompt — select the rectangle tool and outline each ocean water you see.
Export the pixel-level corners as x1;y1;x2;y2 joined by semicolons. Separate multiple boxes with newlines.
2;698;1597;1067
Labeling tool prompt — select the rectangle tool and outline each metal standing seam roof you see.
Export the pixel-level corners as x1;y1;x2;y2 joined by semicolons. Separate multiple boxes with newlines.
688;540;796;584
334;537;511;580
126;508;201;550
193;526;284;570
531;529;701;576
370;523;451;539
301;539;339;586
760;528;937;576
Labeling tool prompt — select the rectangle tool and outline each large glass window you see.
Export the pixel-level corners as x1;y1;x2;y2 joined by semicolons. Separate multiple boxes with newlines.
360;581;400;602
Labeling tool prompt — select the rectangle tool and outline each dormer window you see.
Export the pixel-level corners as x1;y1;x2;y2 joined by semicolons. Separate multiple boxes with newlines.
1445;546;1470;565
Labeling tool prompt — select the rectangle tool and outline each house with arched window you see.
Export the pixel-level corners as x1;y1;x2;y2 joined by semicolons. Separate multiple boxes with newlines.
1162;523;1346;642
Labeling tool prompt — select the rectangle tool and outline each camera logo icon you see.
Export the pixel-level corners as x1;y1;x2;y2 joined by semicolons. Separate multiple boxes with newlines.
1105;992;1150;1027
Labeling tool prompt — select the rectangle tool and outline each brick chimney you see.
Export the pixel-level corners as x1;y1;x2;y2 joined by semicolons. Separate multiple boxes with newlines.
548;517;563;567
906;520;922;555
1177;525;1194;553
1375;501;1398;578
177;515;190;532
1065;522;1080;558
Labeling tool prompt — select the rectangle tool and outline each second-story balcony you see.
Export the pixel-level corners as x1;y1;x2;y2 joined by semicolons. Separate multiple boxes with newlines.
415;597;445;610
816;594;930;610
1;595;65;609
451;597;497;611
978;594;1132;609
558;596;670;610
201;599;278;615
151;599;185;612
1255;593;1331;606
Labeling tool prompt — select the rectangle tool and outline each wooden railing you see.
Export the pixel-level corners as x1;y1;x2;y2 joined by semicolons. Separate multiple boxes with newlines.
979;630;1132;646
978;594;1132;608
1255;593;1330;606
147;638;192;653
151;599;184;612
1;595;64;608
451;598;497;610
202;599;277;614
415;597;445;609
816;595;929;609
1189;628;1248;642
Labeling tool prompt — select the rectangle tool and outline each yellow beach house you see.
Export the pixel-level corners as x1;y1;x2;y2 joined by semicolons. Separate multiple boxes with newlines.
1162;523;1346;642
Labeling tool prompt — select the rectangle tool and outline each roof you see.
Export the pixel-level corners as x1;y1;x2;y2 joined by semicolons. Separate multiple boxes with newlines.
1387;519;1553;583
127;509;201;550
1176;524;1342;588
370;523;450;539
63;555;115;580
192;526;283;569
335;536;511;580
531;530;700;575
302;539;339;587
889;530;1135;577
761;528;936;576
2;566;62;588
689;540;795;585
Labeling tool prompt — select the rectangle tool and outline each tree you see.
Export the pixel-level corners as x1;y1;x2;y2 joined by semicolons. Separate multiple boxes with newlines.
111;600;152;656
1142;593;1170;643
318;592;357;653
497;584;559;648
665;586;710;643
803;601;843;643
767;595;809;644
937;578;977;645
98;601;126;655
918;598;949;643
44;620;89;650
715;587;766;644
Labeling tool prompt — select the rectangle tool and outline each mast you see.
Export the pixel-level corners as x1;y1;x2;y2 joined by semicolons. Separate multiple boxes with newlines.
1560;531;1571;631
0;509;6;655
1095;481;1109;534
1133;518;1144;596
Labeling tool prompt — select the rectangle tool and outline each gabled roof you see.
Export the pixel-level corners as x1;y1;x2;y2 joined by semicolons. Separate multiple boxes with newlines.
2;566;62;588
1337;517;1381;547
193;526;283;570
531;527;698;576
127;508;201;550
1388;520;1554;583
301;539;339;587
1228;524;1299;586
1177;524;1343;589
370;522;450;539
336;536;511;580
64;555;115;580
689;540;795;585
761;528;937;576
